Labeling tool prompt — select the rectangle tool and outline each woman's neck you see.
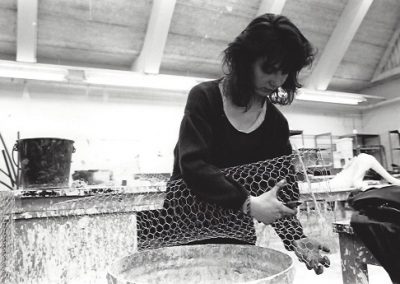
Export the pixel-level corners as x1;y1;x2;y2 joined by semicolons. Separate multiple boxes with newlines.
222;77;267;111
249;96;266;109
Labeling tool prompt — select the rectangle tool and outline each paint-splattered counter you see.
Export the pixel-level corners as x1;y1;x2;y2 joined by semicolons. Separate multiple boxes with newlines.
11;190;166;284
13;190;166;219
333;220;380;284
6;182;358;284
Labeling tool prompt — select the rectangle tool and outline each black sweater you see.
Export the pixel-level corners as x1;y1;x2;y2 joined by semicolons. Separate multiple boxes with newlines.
136;79;306;250
172;79;293;210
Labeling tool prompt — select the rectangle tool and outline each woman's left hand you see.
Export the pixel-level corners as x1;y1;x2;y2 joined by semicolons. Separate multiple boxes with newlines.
293;238;330;275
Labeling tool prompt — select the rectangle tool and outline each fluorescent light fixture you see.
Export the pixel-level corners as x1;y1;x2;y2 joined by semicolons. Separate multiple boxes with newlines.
296;88;367;105
0;60;210;91
85;70;210;92
0;60;372;106
0;60;68;82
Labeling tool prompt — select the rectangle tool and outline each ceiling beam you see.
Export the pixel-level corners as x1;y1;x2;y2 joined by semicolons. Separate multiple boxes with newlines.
132;0;176;74
305;0;373;91
256;0;287;16
372;66;400;83
371;24;400;83
16;0;38;63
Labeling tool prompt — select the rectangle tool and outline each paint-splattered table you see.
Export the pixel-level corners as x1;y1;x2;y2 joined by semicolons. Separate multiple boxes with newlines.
10;190;166;284
333;220;380;284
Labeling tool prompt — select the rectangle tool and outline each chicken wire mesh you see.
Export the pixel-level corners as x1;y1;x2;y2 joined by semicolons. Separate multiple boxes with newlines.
1;149;341;283
136;149;338;253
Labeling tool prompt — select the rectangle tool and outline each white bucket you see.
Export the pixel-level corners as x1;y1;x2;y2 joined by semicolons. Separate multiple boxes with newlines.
334;138;354;168
336;138;353;155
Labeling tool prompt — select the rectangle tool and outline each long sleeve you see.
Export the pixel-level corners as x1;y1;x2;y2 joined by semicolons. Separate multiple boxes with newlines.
175;86;248;210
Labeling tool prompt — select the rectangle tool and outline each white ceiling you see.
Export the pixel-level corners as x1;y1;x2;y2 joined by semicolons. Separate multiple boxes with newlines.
0;0;400;106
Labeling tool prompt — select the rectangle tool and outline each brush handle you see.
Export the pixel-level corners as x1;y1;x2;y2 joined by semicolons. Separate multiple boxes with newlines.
1;150;14;187
0;133;17;181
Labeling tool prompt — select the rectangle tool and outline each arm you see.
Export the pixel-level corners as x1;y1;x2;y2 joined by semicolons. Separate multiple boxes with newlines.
272;141;331;274
270;140;307;250
176;86;248;210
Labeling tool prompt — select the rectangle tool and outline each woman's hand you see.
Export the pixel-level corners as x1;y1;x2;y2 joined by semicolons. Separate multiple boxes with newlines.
293;238;330;275
249;179;297;224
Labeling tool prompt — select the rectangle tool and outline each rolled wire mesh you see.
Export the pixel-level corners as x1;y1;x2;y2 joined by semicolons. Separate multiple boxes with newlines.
3;149;341;283
137;149;338;253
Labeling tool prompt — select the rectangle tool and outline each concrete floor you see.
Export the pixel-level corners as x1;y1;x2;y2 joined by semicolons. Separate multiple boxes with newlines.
266;235;392;284
291;251;392;284
264;209;393;284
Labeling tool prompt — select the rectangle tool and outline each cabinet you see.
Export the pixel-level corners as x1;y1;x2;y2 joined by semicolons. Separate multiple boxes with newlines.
289;130;304;149
314;132;334;170
388;130;400;170
339;134;386;168
290;132;334;176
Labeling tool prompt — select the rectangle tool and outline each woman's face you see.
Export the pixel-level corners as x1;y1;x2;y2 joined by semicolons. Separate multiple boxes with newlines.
253;58;288;97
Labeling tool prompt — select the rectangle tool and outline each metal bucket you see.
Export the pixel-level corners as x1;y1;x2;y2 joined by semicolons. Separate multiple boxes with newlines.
107;244;294;284
14;138;75;189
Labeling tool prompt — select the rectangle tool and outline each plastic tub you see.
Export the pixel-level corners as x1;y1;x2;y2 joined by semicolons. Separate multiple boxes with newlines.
107;244;295;284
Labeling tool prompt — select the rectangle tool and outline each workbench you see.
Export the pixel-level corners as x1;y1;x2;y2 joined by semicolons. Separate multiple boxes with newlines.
3;189;166;283
0;183;370;283
333;220;380;284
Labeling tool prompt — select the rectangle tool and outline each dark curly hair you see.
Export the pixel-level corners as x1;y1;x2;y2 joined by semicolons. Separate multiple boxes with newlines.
222;13;315;106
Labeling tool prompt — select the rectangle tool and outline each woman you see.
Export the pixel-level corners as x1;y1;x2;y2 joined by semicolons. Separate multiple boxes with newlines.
138;13;330;275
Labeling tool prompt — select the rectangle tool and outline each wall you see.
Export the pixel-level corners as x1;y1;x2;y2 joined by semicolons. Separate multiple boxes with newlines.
362;77;400;167
281;102;362;149
0;80;186;187
0;79;363;188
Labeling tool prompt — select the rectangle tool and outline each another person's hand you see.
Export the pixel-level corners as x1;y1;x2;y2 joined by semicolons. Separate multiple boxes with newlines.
249;179;297;224
293;237;330;275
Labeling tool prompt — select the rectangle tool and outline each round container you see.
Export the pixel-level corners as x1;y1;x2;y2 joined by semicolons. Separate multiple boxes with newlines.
72;169;112;185
107;244;294;284
14;138;75;189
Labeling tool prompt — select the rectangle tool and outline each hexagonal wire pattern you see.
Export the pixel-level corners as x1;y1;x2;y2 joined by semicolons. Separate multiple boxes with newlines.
1;150;338;283
137;150;337;255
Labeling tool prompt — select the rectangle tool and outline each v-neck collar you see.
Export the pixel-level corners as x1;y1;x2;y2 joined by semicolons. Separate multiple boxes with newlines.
217;78;268;134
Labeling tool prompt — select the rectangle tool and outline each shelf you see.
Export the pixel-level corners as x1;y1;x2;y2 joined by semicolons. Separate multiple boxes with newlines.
289;130;303;136
389;130;400;169
339;134;381;148
306;164;333;168
357;146;383;150
314;132;334;171
339;133;386;168
340;134;380;138
289;129;305;149
298;147;328;151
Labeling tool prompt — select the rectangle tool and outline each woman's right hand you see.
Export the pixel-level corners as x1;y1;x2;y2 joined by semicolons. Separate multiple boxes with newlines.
249;179;297;224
